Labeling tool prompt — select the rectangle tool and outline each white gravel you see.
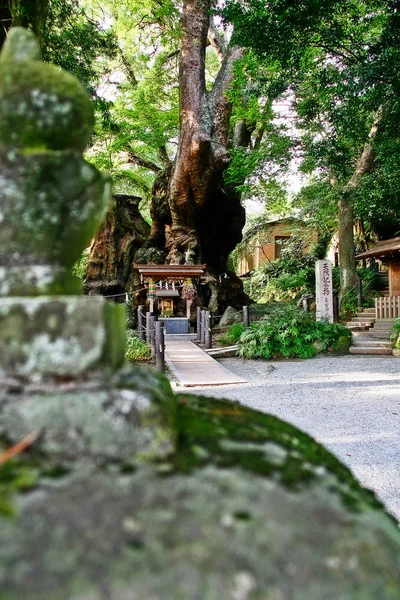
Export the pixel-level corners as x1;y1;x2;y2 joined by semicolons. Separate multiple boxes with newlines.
174;355;400;520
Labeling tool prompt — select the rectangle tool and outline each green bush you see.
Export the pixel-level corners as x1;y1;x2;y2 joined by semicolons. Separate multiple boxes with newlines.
245;246;315;302
390;319;400;349
125;331;152;363
218;323;245;346
238;305;352;360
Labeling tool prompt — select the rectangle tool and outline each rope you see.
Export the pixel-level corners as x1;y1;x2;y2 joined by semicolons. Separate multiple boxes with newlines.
102;283;187;299
101;287;147;299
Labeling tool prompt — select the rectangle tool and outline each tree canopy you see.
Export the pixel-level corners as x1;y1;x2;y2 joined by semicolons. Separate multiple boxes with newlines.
6;0;400;301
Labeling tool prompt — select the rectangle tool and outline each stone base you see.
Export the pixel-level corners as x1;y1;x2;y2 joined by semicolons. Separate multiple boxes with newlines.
0;295;126;380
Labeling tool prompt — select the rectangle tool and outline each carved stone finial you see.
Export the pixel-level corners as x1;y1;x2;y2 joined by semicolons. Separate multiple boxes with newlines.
0;27;109;297
0;27;41;62
0;27;93;151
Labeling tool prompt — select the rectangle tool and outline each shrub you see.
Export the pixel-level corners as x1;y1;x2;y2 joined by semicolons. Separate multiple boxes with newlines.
391;319;400;349
218;323;245;346
125;331;152;362
238;305;351;360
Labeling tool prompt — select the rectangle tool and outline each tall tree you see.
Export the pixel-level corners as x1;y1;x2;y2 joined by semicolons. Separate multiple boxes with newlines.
225;0;398;296
87;0;251;310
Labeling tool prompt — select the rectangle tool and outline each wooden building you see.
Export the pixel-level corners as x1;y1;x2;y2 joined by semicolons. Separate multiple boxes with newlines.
356;237;400;318
237;218;317;277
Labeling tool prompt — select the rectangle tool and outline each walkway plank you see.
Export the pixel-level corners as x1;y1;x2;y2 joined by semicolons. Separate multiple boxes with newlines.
165;340;247;387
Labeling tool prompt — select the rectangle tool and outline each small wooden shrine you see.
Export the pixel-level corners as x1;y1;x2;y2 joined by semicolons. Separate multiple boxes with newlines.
356;237;400;318
133;264;206;324
356;237;400;296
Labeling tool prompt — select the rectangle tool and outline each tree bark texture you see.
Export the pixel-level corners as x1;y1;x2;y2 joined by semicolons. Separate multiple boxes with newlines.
11;0;49;42
338;106;383;297
0;0;49;50
85;194;150;300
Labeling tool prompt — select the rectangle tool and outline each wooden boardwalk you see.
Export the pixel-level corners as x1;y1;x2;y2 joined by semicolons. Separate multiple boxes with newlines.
165;340;247;387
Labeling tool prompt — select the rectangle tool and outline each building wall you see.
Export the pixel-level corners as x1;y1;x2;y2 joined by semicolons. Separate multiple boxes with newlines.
389;260;400;296
237;221;317;277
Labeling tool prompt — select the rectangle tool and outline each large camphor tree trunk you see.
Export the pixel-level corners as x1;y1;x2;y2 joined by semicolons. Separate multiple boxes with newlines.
88;0;250;312
85;194;150;299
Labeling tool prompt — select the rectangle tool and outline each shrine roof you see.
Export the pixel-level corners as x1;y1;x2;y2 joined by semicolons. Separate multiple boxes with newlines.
356;237;400;260
133;264;206;278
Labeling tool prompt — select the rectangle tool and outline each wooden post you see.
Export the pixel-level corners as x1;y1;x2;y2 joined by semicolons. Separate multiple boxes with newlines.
155;321;165;372
196;306;202;341
146;311;151;344
201;310;206;345
357;278;363;309
138;305;145;341
205;310;212;349
243;305;250;328
149;313;157;353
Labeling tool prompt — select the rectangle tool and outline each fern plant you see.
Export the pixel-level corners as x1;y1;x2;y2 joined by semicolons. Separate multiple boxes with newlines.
218;323;245;346
238;306;351;360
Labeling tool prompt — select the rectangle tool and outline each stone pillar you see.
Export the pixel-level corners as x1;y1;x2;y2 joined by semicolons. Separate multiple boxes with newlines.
315;260;334;323
0;27;126;380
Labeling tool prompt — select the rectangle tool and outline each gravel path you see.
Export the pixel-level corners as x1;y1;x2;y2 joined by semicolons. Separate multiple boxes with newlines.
173;355;400;520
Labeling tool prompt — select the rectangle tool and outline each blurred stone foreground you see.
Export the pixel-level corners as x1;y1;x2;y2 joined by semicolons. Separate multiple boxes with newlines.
0;28;399;600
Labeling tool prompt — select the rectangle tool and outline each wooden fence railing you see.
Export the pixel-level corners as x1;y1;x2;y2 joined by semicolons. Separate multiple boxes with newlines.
375;296;400;319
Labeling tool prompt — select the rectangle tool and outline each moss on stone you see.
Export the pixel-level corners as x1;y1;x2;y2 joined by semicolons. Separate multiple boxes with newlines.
102;301;127;371
0;377;400;599
0;29;93;152
172;394;383;514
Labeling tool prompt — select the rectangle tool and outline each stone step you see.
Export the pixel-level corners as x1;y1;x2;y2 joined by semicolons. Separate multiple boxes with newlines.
352;331;373;338
373;320;395;329
369;330;392;339
346;322;374;328
350;317;375;323
352;340;392;347
346;324;370;331
349;346;393;355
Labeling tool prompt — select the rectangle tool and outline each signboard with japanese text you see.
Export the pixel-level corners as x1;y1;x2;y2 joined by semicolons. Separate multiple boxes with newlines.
315;260;334;323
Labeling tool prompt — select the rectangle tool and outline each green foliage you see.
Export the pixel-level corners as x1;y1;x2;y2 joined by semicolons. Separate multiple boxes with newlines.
125;330;151;363
337;268;380;320
0;454;40;518
243;235;317;302
71;248;89;281
390;319;400;350
218;323;245;347
43;0;117;99
238;305;351;360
